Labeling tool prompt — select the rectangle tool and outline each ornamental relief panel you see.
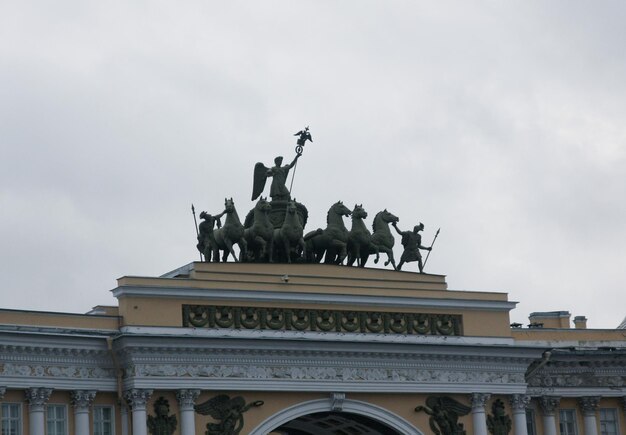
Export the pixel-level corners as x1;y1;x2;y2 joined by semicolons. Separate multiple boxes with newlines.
0;363;115;379
129;363;525;384
183;305;463;336
528;373;625;388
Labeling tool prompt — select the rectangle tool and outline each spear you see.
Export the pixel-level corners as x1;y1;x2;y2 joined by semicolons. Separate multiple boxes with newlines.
191;203;203;262
422;228;440;270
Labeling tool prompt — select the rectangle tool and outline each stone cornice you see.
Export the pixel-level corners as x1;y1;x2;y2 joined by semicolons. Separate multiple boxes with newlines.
113;285;516;311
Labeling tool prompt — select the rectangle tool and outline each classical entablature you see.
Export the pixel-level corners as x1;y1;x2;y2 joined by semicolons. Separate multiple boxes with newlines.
1;262;625;435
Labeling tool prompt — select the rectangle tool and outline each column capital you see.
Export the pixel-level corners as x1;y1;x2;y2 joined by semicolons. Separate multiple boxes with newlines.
123;389;153;411
539;396;561;416
176;389;200;411
70;390;97;411
25;387;53;411
509;394;531;412
470;393;491;410
578;396;601;416
620;396;626;413
0;386;6;400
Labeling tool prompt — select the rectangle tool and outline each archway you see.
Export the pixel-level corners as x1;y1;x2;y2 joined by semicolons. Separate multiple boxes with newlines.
249;398;422;435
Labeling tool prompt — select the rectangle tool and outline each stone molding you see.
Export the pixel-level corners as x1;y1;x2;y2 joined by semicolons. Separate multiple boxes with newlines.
70;390;97;411
509;394;531;412
470;393;491;410
176;389;200;411
24;387;53;411
539;396;560;416
183;305;463;336
124;389;153;411
578;396;601;416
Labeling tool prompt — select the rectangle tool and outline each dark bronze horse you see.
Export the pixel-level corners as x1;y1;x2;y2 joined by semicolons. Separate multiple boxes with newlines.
272;200;306;263
244;197;274;262
347;204;380;267
304;201;352;264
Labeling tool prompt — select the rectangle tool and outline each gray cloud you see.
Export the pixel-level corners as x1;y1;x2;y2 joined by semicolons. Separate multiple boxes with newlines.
1;1;625;328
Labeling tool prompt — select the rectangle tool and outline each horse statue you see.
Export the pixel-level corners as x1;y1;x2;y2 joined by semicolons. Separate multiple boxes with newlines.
346;204;380;267
244;197;274;262
370;209;399;269
212;198;247;262
304;201;352;264
272;199;306;263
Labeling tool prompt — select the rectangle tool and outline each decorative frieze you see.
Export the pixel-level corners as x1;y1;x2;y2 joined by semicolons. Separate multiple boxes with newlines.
182;305;463;336
528;373;625;388
25;387;53;411
131;363;525;384
1;363;114;379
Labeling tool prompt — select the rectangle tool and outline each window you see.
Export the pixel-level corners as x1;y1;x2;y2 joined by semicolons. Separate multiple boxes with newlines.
559;409;578;435
1;403;22;435
93;406;114;435
46;404;67;435
525;409;537;435
599;409;619;435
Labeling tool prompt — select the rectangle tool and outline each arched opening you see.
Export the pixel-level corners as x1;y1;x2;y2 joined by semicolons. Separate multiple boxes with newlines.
269;411;402;434
249;398;421;435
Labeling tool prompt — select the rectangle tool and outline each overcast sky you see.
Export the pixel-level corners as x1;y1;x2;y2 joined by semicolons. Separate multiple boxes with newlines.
1;2;625;328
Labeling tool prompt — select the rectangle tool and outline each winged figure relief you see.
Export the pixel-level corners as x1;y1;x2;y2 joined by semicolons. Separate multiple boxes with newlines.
195;394;264;435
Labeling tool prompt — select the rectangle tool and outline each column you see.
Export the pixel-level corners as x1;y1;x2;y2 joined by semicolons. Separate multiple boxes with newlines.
70;390;96;435
509;394;531;435
470;393;491;435
120;400;130;435
176;389;200;435
124;389;153;435
539;396;560;435
578;396;600;435
24;388;52;435
0;387;5;400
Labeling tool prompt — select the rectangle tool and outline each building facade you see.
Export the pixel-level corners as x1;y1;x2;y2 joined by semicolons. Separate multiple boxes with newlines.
1;262;625;435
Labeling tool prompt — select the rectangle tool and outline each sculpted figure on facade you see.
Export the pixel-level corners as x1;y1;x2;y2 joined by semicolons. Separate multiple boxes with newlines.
415;396;471;435
487;399;512;435
147;397;177;435
252;153;301;201
392;221;431;272
197;210;226;262
195;394;264;435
